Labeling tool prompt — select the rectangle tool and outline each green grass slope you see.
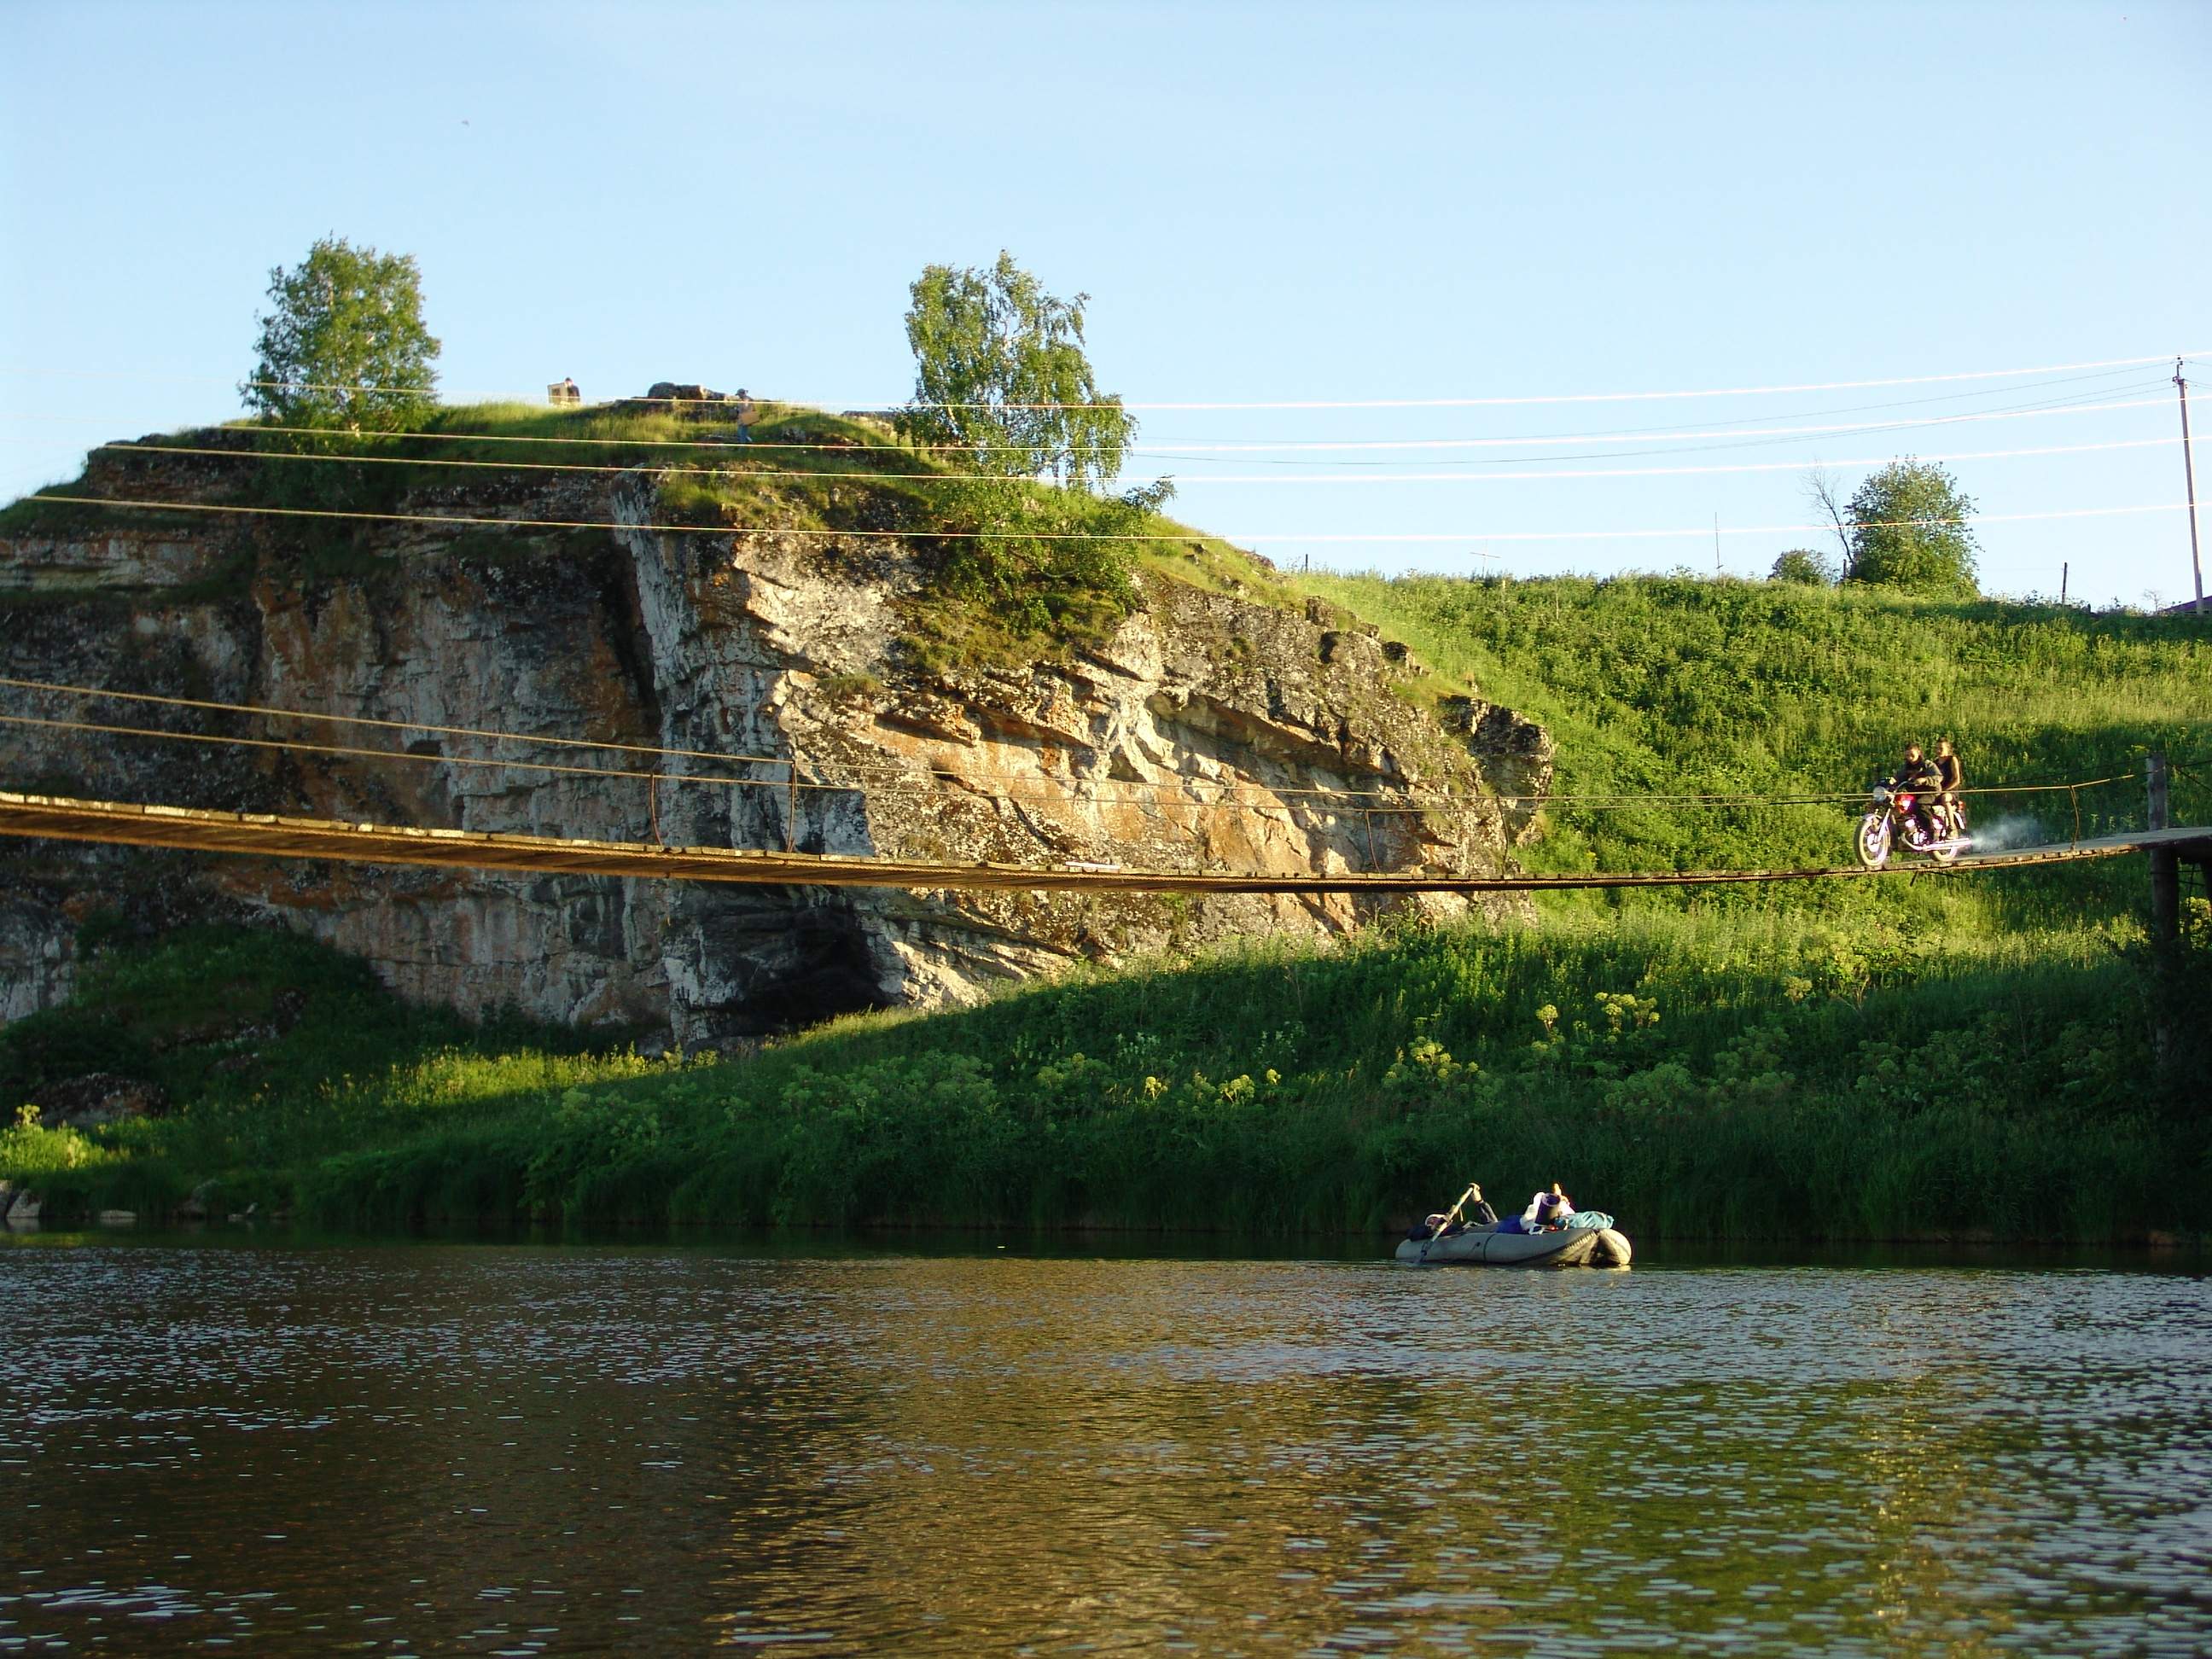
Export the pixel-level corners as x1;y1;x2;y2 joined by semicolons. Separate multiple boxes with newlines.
0;928;647;1221
1297;572;2209;923
6;911;2204;1243
6;415;2209;1243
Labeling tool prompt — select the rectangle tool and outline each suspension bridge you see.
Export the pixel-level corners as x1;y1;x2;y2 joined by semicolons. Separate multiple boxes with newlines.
0;680;2202;914
1;790;2202;897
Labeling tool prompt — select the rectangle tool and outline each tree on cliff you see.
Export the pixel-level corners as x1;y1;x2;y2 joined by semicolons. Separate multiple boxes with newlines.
243;236;440;432
1843;459;1980;597
897;253;1135;491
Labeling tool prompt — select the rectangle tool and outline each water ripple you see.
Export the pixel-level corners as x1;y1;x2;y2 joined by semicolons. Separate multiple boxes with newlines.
0;1244;2206;1655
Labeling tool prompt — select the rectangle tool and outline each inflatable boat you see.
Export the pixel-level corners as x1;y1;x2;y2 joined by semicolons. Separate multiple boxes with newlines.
1395;1219;1633;1268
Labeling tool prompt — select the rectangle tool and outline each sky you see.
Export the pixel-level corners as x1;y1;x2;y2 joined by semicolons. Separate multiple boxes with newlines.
3;0;2208;606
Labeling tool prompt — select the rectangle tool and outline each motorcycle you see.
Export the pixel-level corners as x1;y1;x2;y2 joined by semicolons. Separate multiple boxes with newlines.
1856;780;1968;869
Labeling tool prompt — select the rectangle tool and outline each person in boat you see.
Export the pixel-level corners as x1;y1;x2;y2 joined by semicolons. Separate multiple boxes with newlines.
1406;1184;1499;1241
1524;1183;1576;1231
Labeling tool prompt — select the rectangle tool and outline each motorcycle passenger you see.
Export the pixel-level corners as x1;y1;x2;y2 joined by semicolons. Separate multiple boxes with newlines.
1931;737;1965;835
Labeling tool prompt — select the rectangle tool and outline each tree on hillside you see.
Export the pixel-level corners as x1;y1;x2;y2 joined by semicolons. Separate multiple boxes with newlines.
898;252;1135;490
1802;465;1854;573
244;236;440;432
1843;459;1980;597
1770;548;1835;585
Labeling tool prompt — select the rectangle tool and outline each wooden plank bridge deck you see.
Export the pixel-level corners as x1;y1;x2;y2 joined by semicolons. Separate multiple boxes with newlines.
4;789;2204;895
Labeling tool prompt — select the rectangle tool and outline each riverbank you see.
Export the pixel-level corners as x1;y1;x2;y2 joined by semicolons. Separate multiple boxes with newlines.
8;911;2206;1243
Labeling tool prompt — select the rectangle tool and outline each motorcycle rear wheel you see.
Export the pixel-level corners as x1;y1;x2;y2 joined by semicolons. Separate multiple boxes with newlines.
1856;812;1892;870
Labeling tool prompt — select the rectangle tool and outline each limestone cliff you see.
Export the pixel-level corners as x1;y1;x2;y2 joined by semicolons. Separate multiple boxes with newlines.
0;432;1551;1047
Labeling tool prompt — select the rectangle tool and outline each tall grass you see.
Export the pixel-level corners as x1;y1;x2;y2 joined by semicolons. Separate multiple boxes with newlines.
261;910;2212;1243
16;913;2203;1242
8;455;2209;1243
0;927;654;1220
1298;572;2210;925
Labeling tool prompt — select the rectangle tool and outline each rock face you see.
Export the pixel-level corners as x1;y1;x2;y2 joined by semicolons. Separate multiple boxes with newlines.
29;1073;170;1130
0;445;1551;1049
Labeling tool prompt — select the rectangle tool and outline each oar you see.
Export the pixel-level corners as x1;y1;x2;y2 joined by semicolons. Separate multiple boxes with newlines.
1417;1182;1481;1262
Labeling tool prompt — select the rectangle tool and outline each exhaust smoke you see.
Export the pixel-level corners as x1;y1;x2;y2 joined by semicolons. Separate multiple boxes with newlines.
1963;812;2049;853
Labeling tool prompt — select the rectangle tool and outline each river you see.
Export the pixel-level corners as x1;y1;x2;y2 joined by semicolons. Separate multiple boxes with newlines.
2;1237;2207;1656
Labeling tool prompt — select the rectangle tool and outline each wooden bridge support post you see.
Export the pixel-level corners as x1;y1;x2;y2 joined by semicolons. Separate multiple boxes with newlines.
2151;849;2182;945
2148;753;2178;944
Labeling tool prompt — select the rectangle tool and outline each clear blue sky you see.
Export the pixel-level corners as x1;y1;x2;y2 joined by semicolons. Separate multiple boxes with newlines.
4;1;2207;605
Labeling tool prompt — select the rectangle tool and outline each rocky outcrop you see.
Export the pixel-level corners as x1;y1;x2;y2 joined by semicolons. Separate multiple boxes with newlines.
29;1073;169;1130
1;444;1551;1048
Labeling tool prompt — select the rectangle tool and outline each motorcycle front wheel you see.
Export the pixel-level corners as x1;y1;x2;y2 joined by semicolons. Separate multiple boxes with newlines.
1856;812;1892;870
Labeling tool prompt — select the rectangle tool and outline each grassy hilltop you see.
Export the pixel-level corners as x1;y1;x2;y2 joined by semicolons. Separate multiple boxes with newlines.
4;406;2209;1242
0;398;1296;677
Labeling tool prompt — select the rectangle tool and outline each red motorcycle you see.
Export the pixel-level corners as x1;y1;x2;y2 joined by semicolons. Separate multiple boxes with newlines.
1856;779;1968;869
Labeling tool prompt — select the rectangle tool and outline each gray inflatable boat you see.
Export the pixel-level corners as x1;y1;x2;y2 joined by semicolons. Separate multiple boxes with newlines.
1395;1220;1633;1268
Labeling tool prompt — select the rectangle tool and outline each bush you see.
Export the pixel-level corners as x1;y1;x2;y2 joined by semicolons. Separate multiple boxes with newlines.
1770;548;1834;585
1843;459;1979;597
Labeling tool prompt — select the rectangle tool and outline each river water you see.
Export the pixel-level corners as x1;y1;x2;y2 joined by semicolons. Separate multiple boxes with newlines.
1;1238;2207;1656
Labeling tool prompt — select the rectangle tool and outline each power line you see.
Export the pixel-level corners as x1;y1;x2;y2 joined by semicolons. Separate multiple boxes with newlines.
53;434;2199;489
5;368;2180;480
7;348;2206;410
19;491;2198;544
0;391;2176;457
857;351;2212;410
1086;397;2180;452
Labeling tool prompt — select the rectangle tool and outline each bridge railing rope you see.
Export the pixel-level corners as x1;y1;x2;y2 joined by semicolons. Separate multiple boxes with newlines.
0;672;2183;886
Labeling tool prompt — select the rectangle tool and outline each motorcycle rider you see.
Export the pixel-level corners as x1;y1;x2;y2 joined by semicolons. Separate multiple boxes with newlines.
1891;742;1946;839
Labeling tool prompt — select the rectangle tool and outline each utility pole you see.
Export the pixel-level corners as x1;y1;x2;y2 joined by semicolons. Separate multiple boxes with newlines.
2060;561;2069;606
2178;358;2204;615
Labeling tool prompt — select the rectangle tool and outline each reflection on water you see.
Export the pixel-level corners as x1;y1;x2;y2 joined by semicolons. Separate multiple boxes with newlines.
1;1242;2208;1655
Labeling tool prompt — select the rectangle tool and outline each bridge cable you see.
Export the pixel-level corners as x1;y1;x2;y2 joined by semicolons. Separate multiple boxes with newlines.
17;491;2198;548
42;433;2202;490
0;694;2150;814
